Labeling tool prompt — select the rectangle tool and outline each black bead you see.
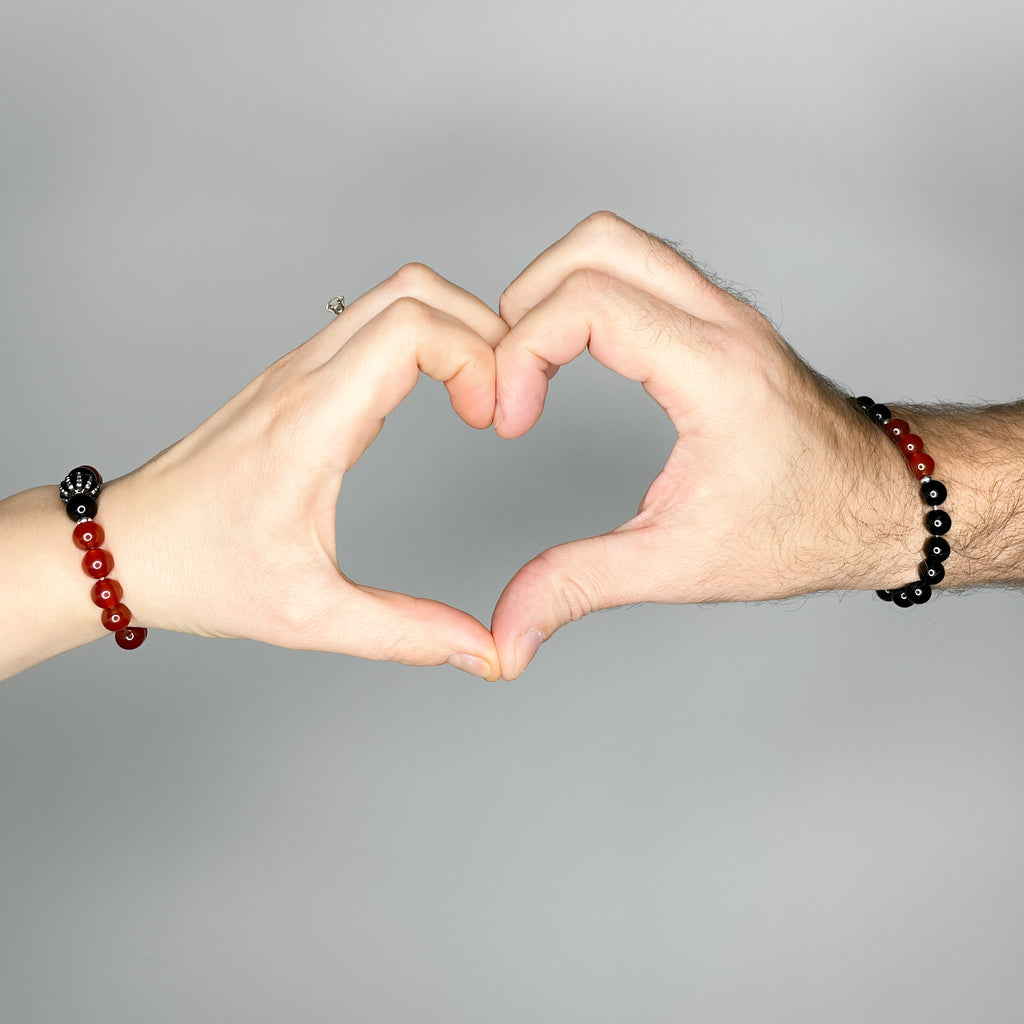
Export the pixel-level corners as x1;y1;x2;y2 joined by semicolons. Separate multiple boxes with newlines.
868;403;891;425
58;465;101;502
919;558;945;585
875;589;893;602
925;508;952;536
923;535;951;562
907;581;932;605
891;587;914;608
920;479;947;506
855;395;875;411
65;495;97;521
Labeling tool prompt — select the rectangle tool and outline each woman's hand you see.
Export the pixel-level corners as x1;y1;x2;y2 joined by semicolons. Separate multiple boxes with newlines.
99;265;506;679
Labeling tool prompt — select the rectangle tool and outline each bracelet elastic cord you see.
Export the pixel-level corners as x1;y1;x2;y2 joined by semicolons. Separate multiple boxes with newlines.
854;397;952;607
59;466;147;650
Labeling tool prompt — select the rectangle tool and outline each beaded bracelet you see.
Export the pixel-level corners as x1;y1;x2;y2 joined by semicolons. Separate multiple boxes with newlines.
58;466;147;650
854;397;951;607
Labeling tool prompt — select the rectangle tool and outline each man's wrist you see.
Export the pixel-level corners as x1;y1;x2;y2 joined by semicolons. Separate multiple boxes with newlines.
899;403;1024;589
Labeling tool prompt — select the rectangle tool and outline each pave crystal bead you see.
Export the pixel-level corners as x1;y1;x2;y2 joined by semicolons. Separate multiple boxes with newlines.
58;466;102;502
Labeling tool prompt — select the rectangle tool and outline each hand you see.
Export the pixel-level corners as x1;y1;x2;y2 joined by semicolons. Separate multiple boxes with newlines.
490;212;920;678
102;265;507;680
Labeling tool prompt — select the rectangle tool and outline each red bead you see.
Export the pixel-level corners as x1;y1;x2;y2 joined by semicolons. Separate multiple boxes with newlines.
910;452;935;479
101;603;132;631
115;626;147;650
91;578;124;609
72;520;105;551
900;434;924;456
885;419;910;442
82;548;114;579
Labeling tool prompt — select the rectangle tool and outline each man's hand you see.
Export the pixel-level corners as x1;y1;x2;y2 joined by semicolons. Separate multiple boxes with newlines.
491;212;921;679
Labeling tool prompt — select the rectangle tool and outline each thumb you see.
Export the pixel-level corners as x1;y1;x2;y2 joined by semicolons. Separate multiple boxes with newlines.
491;525;667;680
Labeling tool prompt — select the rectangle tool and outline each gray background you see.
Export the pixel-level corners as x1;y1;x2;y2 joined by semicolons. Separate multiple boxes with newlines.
2;0;1023;1020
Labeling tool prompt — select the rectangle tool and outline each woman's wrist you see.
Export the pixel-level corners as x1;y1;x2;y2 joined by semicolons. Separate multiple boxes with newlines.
0;485;107;679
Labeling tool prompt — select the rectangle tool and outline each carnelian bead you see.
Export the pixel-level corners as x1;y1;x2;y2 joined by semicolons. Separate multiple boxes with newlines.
82;548;114;579
900;434;924;456
115;626;147;650
101;604;132;631
909;452;935;479
72;520;105;551
91;578;124;609
885;418;910;442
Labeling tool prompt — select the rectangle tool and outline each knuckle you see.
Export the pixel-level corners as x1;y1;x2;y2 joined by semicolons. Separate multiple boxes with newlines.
498;284;522;324
563;266;613;302
575;209;627;242
388;261;439;295
380;294;435;332
532;549;594;624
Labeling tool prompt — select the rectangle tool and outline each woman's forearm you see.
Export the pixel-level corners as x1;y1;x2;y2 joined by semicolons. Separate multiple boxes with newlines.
0;485;107;680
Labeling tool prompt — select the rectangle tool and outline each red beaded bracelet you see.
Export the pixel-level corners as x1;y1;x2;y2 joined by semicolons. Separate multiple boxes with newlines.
854;397;952;607
59;466;147;650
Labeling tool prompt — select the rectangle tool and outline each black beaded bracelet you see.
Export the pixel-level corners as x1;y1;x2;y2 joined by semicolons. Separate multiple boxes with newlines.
854;397;952;607
59;465;147;650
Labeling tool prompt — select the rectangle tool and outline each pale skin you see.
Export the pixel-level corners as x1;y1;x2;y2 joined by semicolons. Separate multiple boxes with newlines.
4;212;1024;683
0;266;509;682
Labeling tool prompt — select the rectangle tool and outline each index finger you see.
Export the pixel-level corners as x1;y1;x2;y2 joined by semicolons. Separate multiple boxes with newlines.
499;211;734;329
323;296;499;471
494;268;712;439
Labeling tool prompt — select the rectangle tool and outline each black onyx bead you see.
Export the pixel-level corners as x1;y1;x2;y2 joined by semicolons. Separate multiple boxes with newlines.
65;495;97;522
907;581;932;605
920;479;947;506
925;508;952;536
856;395;875;411
875;589;893;602
920;558;945;585
868;403;891;425
891;587;914;608
923;535;951;562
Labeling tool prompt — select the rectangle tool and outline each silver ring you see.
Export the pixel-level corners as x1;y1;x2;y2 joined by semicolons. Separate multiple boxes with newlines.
326;296;346;316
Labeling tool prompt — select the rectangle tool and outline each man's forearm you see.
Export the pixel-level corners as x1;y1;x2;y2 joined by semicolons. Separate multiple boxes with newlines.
894;402;1024;589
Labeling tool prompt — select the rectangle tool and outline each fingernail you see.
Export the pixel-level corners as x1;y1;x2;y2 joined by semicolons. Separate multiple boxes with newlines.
447;653;492;680
493;401;504;431
514;629;545;677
